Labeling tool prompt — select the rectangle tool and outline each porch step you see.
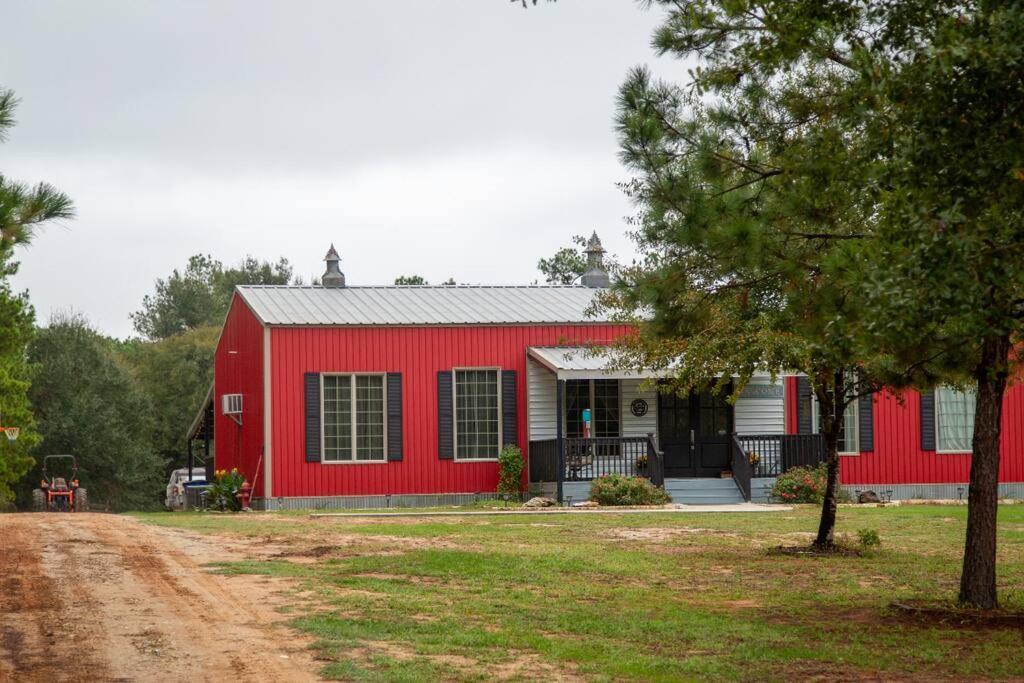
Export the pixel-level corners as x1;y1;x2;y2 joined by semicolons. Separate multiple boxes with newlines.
664;478;746;505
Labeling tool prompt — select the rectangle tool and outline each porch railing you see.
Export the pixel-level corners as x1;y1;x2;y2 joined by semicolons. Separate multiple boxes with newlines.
564;436;654;481
730;435;752;502
528;434;664;489
735;433;826;477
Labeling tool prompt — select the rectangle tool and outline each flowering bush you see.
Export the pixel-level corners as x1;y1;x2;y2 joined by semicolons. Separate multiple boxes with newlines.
771;463;827;504
206;468;244;511
589;474;671;506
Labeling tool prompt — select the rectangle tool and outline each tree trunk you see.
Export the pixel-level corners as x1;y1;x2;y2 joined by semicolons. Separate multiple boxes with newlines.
814;372;844;549
958;333;1011;609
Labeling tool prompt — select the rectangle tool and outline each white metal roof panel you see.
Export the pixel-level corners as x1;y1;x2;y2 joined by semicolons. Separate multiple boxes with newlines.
527;346;663;380
236;285;610;326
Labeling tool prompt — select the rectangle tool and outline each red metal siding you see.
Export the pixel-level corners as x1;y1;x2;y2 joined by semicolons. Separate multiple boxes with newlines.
783;381;1024;484
841;385;1024;484
269;325;630;498
213;296;266;495
784;376;799;434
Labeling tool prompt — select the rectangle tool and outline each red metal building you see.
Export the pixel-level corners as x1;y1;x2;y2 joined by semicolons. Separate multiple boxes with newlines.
196;243;1024;507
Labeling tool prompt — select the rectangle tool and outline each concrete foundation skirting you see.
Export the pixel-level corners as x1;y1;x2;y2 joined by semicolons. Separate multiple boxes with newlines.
253;492;524;511
841;483;1024;501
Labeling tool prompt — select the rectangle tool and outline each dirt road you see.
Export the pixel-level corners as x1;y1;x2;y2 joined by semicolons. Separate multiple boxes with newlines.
0;513;321;682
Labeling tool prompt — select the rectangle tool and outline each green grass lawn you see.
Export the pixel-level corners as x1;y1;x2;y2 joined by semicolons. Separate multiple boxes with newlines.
135;504;1024;681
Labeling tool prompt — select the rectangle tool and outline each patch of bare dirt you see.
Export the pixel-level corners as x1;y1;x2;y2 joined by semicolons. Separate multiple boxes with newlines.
600;526;738;542
767;544;864;558
341;639;584;682
0;513;323;682
891;600;1024;630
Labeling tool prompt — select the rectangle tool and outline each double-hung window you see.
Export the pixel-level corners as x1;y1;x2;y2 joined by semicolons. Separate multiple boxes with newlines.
812;394;859;455
454;368;501;460
936;386;975;453
322;374;386;462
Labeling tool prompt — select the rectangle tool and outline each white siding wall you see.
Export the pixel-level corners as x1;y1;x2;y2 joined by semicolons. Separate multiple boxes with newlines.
527;358;557;440
528;370;785;441
734;376;786;435
621;379;658;438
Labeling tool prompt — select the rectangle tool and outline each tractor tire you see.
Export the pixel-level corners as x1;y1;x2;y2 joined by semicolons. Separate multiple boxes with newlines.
32;488;46;512
74;488;88;513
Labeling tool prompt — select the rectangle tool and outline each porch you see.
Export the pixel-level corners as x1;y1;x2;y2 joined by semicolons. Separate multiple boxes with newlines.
525;346;826;504
528;433;826;503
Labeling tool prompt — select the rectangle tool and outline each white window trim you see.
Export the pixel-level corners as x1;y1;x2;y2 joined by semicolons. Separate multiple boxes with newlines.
935;386;975;455
452;366;502;462
320;372;388;464
812;395;859;456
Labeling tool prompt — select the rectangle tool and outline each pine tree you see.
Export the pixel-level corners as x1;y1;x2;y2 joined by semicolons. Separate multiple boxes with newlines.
0;88;73;507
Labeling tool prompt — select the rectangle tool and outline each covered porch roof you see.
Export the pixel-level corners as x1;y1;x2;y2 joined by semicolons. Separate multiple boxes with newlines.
527;346;664;381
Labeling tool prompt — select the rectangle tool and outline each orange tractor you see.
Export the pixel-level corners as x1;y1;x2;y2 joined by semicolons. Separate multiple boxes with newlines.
32;455;88;512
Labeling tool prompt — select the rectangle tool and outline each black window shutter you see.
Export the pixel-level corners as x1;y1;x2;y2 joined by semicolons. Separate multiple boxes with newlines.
796;376;813;434
502;370;518;448
920;390;936;451
386;373;403;461
304;373;321;463
437;371;454;459
858;393;874;452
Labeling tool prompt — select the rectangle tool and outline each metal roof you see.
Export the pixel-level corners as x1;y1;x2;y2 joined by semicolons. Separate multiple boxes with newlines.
527;346;662;380
235;285;610;326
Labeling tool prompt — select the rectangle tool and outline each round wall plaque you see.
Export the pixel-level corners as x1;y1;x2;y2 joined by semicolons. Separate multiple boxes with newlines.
630;398;649;417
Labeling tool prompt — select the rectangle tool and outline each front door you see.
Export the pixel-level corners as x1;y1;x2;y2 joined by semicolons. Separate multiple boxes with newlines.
658;390;693;477
658;386;734;477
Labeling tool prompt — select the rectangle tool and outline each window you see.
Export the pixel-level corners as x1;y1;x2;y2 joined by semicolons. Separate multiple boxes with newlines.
565;379;621;439
565;379;621;456
698;389;732;437
812;395;859;455
322;374;386;462
454;369;501;460
936;386;975;453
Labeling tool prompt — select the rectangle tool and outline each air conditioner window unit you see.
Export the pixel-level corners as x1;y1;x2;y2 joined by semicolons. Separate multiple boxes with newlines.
221;394;243;424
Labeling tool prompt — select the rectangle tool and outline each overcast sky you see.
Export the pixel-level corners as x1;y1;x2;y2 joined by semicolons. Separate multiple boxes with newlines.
4;1;671;337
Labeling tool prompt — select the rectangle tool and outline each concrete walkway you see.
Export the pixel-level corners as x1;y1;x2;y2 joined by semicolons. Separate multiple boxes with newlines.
309;503;791;519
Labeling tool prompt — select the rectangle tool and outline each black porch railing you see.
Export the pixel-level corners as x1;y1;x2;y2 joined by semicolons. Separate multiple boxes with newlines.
528;439;560;483
730;435;752;502
528;435;664;484
734;433;826;477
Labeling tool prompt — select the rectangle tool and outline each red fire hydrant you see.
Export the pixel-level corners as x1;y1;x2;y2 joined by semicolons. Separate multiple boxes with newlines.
237;480;253;510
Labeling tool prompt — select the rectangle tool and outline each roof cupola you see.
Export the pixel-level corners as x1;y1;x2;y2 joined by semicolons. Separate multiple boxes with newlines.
321;244;346;288
580;231;610;288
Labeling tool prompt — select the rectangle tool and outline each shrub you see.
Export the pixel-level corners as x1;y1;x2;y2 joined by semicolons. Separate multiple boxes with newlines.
206;468;244;511
589;474;671;506
772;463;828;504
496;445;524;497
856;528;881;549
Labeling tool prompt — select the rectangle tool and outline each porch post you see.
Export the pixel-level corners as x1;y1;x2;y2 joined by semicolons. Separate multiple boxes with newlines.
556;378;564;504
203;427;211;477
187;440;194;482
